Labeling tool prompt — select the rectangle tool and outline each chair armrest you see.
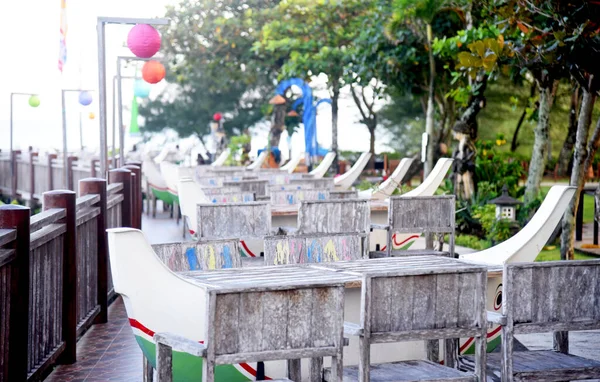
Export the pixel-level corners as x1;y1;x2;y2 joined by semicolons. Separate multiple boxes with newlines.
370;224;390;231
154;332;206;357
486;311;507;327
344;322;364;337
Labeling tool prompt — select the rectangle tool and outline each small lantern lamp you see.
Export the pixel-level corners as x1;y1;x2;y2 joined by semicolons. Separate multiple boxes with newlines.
489;185;521;221
142;60;166;84
28;95;40;108
89;112;96;120
127;24;161;58
78;91;93;106
134;79;152;98
269;94;286;105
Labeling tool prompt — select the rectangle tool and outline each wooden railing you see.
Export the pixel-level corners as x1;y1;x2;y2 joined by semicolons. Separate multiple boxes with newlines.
0;167;141;382
0;152;133;206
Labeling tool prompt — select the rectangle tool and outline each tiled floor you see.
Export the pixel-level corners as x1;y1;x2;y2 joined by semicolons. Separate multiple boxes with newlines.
44;297;144;382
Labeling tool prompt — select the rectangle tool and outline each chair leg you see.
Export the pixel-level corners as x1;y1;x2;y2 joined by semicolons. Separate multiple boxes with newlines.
331;352;343;382
143;356;154;382
202;357;215;382
182;218;187;239
474;334;487;382
501;325;513;382
287;359;301;381
426;339;439;363
358;336;370;382
444;338;459;369
156;343;173;382
309;357;323;382
152;197;157;218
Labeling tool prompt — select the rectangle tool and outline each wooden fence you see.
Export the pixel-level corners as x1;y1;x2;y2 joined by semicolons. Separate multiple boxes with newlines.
0;166;141;382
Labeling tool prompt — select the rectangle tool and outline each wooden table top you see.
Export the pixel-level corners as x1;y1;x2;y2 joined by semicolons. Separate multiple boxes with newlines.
179;256;492;291
271;199;389;216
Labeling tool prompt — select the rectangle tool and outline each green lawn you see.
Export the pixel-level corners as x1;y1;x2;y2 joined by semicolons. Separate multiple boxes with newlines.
540;185;595;224
535;247;597;261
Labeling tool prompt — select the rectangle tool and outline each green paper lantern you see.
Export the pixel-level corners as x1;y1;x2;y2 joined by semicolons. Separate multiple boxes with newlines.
28;95;40;108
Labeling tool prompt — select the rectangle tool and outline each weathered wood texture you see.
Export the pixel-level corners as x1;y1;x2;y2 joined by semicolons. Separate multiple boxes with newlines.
269;189;330;206
316;256;487;382
152;240;241;272
330;190;358;200
264;233;368;265
0;205;30;382
205;192;255;204
106;183;125;301
388;195;456;257
196;202;272;240
201;186;242;195
298;199;370;236
223;180;269;197
289;178;334;189
497;260;600;382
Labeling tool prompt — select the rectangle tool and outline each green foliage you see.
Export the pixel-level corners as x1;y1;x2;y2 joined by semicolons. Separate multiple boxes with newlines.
226;134;252;166
474;137;525;196
356;179;376;191
454;234;491;250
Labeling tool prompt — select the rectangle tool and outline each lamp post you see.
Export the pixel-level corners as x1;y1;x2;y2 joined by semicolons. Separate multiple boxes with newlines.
9;92;39;198
61;89;94;188
112;73;137;167
96;16;168;178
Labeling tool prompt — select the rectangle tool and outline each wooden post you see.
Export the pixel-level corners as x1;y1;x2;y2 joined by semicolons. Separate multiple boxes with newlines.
11;150;21;199
29;152;38;202
0;204;30;382
47;153;57;191
67;156;77;191
79;178;109;324
91;159;99;178
43;190;77;364
123;164;141;229
109;168;133;227
576;189;584;241
126;161;143;227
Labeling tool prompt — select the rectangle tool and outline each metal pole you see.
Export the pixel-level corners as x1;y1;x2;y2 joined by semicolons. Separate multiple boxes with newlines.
79;112;83;151
112;76;117;168
9;93;14;197
61;89;69;188
97;20;108;177
117;57;124;166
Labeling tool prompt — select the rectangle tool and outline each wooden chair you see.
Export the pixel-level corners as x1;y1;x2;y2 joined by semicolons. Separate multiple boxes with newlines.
269;188;331;205
264;232;369;265
384;195;455;257
335;262;488;382
330;190;358;200
195;202;272;240
289;177;335;189
223;179;269;197
153;268;347;382
471;260;600;382
152;239;242;272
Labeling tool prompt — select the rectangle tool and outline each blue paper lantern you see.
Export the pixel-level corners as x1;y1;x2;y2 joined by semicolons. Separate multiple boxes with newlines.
78;91;93;106
134;79;151;98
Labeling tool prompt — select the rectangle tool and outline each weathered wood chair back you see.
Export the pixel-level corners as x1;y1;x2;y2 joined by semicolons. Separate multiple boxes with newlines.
201;185;242;195
196;202;271;240
206;192;255;204
223;179;269;197
298;199;370;235
505;260;600;330
152;240;242;272
264;232;368;265
330;190;358;200
290;178;334;189
388;195;455;256
204;269;346;382
270;188;330;205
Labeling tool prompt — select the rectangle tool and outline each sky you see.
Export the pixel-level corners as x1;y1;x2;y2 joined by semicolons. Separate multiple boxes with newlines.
0;0;393;159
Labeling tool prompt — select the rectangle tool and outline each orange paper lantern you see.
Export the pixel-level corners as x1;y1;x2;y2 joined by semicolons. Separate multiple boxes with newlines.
89;112;95;120
142;60;166;84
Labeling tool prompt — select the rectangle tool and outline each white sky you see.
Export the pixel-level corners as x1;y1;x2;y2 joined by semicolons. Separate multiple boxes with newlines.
0;0;393;157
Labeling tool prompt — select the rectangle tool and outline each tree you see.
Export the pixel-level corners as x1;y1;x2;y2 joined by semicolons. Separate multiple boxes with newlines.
255;0;372;173
139;0;281;147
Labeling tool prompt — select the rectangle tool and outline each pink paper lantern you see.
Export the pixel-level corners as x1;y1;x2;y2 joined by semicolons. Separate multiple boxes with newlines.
127;24;161;58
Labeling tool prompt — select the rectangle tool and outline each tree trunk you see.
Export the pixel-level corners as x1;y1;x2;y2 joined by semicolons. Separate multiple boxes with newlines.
557;84;581;176
331;79;340;174
424;23;436;178
511;84;537;152
456;73;489;140
369;124;376;170
560;89;597;260
524;80;558;205
269;103;287;148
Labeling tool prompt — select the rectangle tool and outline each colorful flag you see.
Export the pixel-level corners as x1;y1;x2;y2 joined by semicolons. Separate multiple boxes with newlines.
58;0;67;72
129;95;140;135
